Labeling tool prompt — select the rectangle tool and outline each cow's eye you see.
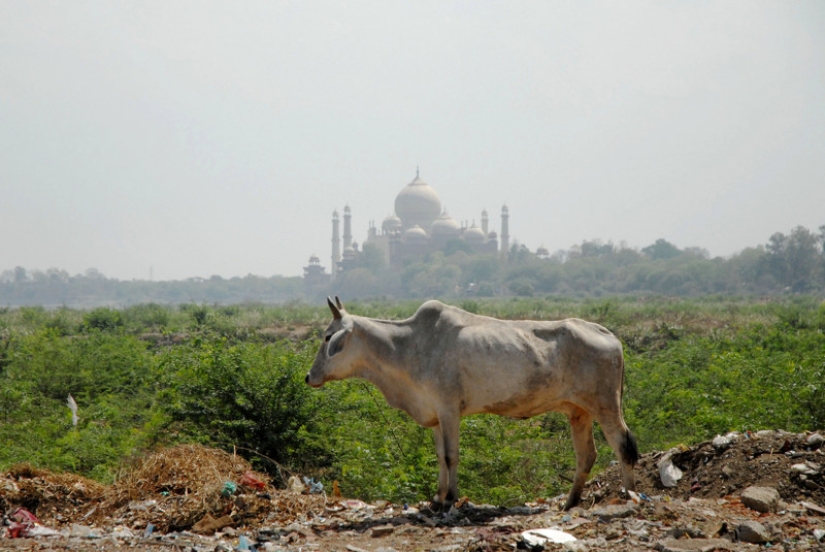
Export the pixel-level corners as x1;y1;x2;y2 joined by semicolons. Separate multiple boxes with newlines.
325;334;331;342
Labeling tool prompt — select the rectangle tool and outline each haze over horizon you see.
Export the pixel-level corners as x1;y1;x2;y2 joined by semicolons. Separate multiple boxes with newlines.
2;2;823;281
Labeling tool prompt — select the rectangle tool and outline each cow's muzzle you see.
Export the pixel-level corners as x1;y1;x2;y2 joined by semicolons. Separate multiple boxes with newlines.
305;372;324;388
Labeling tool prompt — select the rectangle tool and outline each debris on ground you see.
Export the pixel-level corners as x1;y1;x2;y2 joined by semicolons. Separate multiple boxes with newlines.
1;431;823;551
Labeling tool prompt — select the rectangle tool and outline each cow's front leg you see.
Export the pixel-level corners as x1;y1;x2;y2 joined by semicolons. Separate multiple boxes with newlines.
564;406;597;510
431;413;460;511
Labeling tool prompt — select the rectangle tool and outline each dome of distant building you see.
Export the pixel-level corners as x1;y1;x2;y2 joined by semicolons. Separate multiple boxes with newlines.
317;170;511;283
394;171;442;230
464;224;486;244
402;224;428;244
382;213;402;233
431;210;461;237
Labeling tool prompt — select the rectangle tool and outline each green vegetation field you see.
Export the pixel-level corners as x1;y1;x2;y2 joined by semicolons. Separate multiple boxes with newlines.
1;296;823;506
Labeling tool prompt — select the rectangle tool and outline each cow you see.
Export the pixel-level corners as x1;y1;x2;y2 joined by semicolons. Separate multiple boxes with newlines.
306;296;638;511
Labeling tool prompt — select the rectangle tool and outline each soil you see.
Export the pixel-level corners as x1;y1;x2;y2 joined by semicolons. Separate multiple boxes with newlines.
2;431;824;551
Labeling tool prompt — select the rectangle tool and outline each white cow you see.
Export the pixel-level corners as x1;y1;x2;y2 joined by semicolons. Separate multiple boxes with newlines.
306;297;638;510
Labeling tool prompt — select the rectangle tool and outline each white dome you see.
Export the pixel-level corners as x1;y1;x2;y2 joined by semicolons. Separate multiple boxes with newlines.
463;225;486;244
402;224;428;244
431;210;461;237
382;213;402;233
394;172;441;230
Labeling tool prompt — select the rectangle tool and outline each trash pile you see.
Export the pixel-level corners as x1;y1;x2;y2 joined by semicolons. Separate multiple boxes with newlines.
1;432;823;551
589;429;825;508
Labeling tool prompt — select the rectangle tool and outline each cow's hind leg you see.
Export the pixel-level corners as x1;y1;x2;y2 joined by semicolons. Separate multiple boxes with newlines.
564;406;597;510
597;417;639;494
431;413;460;511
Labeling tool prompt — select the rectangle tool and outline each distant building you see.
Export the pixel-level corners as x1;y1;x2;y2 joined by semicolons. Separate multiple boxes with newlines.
302;254;330;290
315;169;510;280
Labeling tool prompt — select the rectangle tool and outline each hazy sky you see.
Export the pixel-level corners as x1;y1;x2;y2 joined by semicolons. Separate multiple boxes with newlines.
2;1;823;281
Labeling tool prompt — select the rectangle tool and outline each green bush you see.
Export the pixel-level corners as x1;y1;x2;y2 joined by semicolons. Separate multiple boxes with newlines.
82;307;124;332
0;329;156;481
155;335;328;478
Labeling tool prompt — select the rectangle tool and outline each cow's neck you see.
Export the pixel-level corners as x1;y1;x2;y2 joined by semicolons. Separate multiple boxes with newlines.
352;316;411;375
350;317;434;424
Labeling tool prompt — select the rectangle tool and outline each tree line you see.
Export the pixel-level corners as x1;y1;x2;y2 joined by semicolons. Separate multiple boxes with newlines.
2;224;824;307
0;269;303;308
331;224;825;299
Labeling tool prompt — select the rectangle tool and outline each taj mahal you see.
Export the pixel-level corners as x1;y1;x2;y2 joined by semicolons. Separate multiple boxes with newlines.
304;169;510;284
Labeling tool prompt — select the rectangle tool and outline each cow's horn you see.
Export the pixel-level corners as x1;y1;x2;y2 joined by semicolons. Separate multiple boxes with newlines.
327;296;342;319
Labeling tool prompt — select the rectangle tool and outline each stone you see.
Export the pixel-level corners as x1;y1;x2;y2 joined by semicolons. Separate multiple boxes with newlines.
591;503;638;521
736;520;770;544
801;501;825;515
792;462;820;476
654;538;736;552
712;433;738;450
283;523;310;537
370;524;395;538
739;486;780;513
69;524;96;538
806;433;824;448
665;524;704;539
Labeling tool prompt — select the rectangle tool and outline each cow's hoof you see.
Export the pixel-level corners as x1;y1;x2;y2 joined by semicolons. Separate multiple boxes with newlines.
562;497;579;511
430;496;457;513
428;500;446;513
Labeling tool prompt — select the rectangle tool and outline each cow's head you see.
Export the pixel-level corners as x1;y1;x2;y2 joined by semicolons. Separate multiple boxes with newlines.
305;296;356;388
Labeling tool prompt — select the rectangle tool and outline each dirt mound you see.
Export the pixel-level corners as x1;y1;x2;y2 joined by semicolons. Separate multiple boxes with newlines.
2;436;823;550
0;464;106;525
91;444;270;531
1;445;327;534
589;429;825;506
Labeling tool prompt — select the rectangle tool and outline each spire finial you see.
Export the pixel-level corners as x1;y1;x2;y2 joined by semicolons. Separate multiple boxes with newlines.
416;165;420;178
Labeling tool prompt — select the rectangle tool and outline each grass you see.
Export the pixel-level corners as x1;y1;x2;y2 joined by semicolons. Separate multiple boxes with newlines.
1;295;823;504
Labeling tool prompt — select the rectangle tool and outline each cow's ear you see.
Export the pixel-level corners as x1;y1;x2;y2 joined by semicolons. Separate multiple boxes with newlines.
327;296;341;320
334;296;344;311
327;329;346;357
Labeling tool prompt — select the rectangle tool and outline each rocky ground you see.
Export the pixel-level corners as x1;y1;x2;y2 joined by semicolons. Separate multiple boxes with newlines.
2;431;824;551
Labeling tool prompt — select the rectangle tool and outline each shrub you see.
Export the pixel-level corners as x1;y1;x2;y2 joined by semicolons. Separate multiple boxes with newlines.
82;307;124;332
155;336;327;479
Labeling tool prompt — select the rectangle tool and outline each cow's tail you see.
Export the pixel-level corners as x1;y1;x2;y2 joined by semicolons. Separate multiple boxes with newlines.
619;355;640;467
621;428;640;467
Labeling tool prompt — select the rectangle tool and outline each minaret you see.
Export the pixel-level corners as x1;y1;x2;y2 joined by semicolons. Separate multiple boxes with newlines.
343;205;352;250
481;209;489;235
500;204;509;259
331;210;340;280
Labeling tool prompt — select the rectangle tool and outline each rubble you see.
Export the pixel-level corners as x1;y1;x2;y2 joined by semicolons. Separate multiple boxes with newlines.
740;485;781;513
735;520;771;544
1;431;823;551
